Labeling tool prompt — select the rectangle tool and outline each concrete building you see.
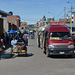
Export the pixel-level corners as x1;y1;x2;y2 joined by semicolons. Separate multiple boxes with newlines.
59;12;75;32
0;10;11;36
42;16;46;26
0;10;10;17
47;18;55;23
21;21;27;26
0;18;3;36
42;16;46;21
20;21;28;30
36;16;47;27
59;12;75;23
72;12;75;23
36;17;55;28
3;17;9;34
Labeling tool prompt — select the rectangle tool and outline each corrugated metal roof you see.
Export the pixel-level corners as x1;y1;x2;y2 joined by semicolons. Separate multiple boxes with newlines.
49;26;69;32
0;10;10;15
66;23;75;27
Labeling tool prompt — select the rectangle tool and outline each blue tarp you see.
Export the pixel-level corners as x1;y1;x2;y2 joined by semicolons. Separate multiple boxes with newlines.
8;30;17;33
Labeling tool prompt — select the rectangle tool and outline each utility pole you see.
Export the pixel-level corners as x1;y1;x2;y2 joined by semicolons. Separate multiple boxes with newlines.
64;7;66;22
71;6;72;33
67;1;72;33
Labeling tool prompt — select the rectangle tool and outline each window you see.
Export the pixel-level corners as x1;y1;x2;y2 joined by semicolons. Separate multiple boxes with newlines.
50;32;71;40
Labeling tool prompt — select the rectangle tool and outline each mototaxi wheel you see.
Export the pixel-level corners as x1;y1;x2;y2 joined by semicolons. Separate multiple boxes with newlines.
25;47;28;56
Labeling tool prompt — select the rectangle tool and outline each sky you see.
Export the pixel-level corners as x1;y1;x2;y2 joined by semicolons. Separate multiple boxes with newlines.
0;0;75;24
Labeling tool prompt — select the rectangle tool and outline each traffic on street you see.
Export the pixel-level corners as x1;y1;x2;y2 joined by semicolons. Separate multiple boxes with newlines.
0;34;75;75
0;0;75;75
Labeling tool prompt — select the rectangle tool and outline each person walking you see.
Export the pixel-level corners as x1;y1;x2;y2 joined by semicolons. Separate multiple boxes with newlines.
9;34;13;45
23;32;28;46
15;33;20;40
0;36;4;59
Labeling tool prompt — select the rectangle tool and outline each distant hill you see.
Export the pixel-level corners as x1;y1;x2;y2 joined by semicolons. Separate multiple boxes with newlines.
28;24;36;30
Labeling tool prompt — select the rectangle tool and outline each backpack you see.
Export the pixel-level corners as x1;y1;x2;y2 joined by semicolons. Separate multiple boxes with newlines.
23;34;28;40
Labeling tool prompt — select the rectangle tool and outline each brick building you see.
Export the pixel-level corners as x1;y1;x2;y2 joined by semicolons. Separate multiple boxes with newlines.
0;10;21;36
59;18;71;23
7;15;20;27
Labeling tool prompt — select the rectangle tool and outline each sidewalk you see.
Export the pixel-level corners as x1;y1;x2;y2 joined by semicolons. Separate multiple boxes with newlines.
0;42;11;59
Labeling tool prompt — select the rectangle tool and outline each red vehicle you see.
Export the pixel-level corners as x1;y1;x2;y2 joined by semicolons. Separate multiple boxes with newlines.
43;22;74;57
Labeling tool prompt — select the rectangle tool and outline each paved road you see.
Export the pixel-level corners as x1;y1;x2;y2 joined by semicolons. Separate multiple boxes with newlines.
0;38;75;75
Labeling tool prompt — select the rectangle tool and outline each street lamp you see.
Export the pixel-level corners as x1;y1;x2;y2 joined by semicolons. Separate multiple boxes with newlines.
67;1;72;33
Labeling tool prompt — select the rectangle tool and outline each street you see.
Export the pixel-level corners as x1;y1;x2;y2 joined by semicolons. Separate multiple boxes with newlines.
0;37;75;75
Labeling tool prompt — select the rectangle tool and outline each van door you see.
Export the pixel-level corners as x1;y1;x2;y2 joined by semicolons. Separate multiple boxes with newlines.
44;31;48;54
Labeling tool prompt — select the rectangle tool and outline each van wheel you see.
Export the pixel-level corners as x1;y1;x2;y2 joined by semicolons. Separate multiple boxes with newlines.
25;53;28;56
68;55;72;58
25;47;28;56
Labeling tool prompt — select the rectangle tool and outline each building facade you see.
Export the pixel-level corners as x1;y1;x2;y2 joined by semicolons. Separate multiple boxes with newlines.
47;18;54;23
72;12;75;23
0;10;10;17
0;10;11;36
0;18;3;36
7;15;20;27
0;10;21;37
59;18;71;23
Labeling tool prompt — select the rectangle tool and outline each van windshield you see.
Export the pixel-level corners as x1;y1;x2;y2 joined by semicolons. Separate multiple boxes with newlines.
50;32;71;40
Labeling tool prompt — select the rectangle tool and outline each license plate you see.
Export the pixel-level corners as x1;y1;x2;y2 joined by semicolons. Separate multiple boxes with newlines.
60;52;64;54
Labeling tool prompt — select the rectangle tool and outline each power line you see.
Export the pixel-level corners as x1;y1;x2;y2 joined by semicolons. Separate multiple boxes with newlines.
56;9;64;18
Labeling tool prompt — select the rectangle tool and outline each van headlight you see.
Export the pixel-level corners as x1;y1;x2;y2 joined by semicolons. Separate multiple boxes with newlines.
68;45;74;48
48;45;54;48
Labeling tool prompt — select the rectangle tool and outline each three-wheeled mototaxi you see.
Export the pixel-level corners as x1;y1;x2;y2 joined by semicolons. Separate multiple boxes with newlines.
11;40;27;57
29;31;35;39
